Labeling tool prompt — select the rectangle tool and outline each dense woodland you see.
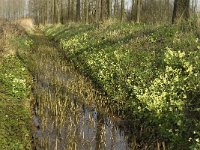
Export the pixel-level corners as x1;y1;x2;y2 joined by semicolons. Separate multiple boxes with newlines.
0;0;198;24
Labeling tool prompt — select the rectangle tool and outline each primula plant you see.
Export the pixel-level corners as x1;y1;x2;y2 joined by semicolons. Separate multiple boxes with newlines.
44;23;200;149
134;47;200;148
0;56;31;99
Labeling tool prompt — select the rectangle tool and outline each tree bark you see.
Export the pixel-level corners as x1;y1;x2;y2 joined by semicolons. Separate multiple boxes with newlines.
85;0;89;23
71;0;75;21
121;0;125;21
100;0;105;21
76;0;81;21
107;0;112;19
96;0;100;22
68;0;71;21
172;0;190;24
135;0;141;23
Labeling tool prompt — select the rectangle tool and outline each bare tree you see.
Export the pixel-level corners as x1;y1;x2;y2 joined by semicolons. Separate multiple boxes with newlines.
100;0;105;21
121;0;125;21
26;0;189;25
76;0;81;21
135;0;141;23
114;0;120;19
85;0;89;23
96;0;100;22
172;0;190;24
107;0;112;19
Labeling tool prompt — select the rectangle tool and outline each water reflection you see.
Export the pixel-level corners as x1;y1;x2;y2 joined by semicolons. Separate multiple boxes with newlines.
31;36;134;150
33;85;130;150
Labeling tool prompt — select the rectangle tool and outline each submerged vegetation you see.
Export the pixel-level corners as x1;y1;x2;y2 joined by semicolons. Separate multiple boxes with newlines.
44;22;200;149
18;31;134;149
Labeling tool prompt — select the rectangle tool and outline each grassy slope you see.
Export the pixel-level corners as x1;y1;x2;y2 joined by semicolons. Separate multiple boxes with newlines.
0;23;32;149
0;56;32;150
44;22;200;149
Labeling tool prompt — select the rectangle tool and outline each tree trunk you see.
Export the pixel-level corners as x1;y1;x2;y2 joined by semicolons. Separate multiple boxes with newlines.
107;0;112;19
114;0;119;19
100;0;105;21
71;0;75;21
135;0;141;23
53;0;57;23
172;0;190;24
68;0;71;21
121;0;125;21
96;0;100;22
85;0;89;23
131;0;134;21
76;0;81;21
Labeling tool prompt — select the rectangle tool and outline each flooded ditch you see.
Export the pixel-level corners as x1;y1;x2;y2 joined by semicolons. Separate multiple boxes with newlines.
29;33;136;150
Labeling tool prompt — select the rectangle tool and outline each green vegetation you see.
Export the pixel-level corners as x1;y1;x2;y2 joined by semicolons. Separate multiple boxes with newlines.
0;22;33;149
44;22;200;149
1;20;199;149
0;56;32;149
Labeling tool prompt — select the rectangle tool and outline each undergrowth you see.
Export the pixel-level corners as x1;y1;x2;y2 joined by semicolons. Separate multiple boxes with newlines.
0;21;33;149
0;55;32;149
43;22;200;149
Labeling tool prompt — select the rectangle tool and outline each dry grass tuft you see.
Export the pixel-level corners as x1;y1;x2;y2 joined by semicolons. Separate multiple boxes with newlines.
0;19;28;57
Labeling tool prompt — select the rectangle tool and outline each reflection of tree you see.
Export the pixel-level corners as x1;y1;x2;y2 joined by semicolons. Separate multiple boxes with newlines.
111;126;116;150
95;113;104;150
74;105;80;149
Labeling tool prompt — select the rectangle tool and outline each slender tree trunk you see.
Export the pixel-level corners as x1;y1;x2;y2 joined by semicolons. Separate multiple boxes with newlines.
121;0;125;21
60;0;64;23
114;0;119;19
172;0;190;24
68;0;71;21
135;0;141;23
71;0;75;21
96;0;100;22
131;0;134;21
85;0;89;23
53;0;56;23
57;0;61;23
76;0;81;21
107;0;112;19
100;0;105;21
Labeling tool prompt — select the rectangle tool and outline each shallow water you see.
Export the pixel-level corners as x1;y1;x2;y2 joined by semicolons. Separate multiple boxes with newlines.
31;34;135;150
